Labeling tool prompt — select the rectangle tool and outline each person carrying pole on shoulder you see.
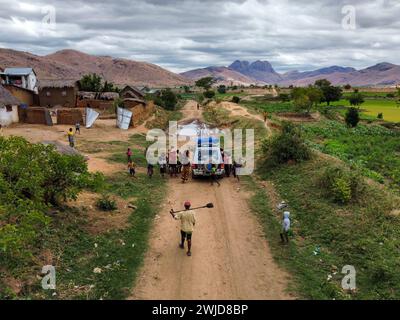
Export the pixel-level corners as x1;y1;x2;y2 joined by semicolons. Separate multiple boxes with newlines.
170;201;196;256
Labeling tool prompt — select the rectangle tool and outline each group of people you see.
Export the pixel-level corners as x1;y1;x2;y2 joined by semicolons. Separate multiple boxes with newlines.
124;145;246;186
156;148;191;183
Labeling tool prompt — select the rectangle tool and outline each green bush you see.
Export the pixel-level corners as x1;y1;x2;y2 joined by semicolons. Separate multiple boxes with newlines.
96;195;117;211
232;96;241;103
278;93;290;102
345;107;360;127
262;122;311;166
217;85;226;94
204;90;216;99
320;106;339;120
320;166;364;204
0;136;95;261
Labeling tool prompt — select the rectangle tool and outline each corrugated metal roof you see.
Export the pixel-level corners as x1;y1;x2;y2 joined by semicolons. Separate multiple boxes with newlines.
3;68;34;76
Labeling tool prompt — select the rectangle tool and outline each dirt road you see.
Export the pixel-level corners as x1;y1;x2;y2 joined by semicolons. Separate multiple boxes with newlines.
130;101;293;300
219;101;272;135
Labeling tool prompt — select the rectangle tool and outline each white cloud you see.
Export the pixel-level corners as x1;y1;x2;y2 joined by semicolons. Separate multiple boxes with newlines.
0;0;399;73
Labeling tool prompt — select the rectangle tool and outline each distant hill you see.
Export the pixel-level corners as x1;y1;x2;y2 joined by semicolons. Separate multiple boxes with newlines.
182;60;400;87
229;60;282;83
0;48;189;87
180;66;256;86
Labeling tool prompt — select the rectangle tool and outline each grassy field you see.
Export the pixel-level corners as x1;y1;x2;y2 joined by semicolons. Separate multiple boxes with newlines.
250;159;400;299
331;99;400;122
232;95;400;299
301;120;400;191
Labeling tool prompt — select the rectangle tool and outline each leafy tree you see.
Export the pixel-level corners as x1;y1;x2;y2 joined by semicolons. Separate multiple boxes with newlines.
204;90;216;99
347;90;365;108
79;73;103;92
159;89;178;110
195;77;216;91
345;107;360;127
217;85;226;94
315;79;332;88
102;81;116;92
292;87;323;113
315;79;343;105
344;84;352;90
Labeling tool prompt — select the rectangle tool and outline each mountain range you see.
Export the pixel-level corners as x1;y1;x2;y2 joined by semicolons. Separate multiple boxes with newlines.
181;60;400;87
0;49;188;87
1;48;399;88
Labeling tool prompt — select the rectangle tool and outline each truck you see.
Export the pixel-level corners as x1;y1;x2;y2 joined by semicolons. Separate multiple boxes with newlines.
191;137;225;178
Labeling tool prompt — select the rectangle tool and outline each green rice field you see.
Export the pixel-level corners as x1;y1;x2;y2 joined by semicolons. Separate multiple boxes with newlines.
331;99;400;122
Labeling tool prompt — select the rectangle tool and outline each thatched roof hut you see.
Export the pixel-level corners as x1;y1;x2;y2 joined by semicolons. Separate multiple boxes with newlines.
77;91;119;101
120;85;145;100
38;79;78;89
0;84;21;106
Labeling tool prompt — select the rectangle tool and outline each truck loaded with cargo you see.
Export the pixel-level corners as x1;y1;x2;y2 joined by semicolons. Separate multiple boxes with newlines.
191;137;225;178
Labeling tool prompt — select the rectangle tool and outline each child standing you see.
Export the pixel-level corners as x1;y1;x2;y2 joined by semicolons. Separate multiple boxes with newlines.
280;211;291;244
75;122;81;134
127;148;133;162
128;160;136;178
67;128;75;148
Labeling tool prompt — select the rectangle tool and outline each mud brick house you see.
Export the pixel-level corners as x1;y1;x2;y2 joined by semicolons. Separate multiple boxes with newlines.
120;85;145;101
118;86;154;127
0;84;21;127
2;84;37;106
76;91;119;110
39;79;78;108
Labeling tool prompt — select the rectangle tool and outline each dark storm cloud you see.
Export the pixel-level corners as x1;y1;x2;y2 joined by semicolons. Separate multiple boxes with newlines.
0;0;399;72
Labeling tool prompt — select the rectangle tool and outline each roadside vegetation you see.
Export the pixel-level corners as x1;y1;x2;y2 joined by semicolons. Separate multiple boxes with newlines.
0;134;167;300
245;120;400;299
301;121;400;191
202;80;400;299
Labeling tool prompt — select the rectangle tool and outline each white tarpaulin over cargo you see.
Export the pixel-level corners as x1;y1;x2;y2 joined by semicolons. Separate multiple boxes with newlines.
117;107;132;130
85;107;99;128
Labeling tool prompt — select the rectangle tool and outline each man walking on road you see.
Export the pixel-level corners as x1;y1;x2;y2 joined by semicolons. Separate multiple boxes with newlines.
170;201;196;256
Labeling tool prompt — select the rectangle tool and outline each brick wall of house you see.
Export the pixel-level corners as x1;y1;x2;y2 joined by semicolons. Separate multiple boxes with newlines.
39;87;77;108
3;85;35;106
57;109;84;125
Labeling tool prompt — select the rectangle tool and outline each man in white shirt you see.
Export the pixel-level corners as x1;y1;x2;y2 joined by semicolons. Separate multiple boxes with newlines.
170;201;196;256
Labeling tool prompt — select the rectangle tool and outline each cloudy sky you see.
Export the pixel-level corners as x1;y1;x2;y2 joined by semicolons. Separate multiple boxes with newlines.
0;0;399;73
